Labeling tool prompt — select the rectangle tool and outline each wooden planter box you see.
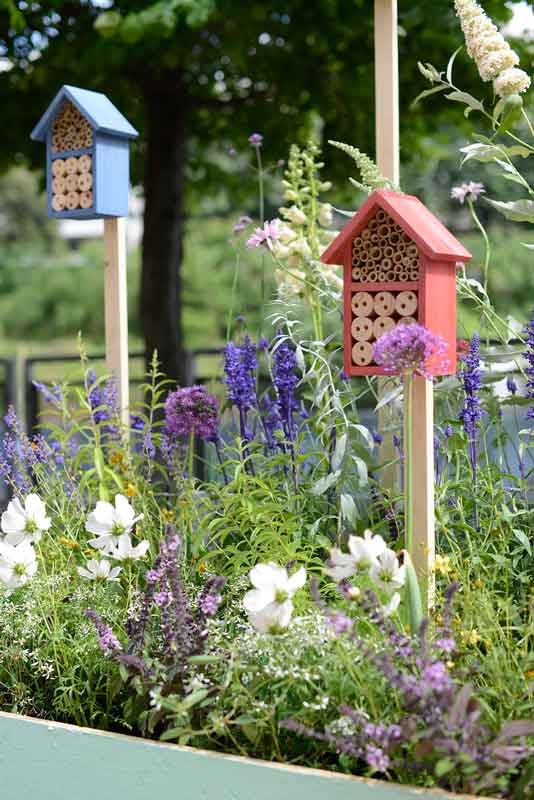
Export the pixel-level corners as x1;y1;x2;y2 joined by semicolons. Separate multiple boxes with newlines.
0;710;489;800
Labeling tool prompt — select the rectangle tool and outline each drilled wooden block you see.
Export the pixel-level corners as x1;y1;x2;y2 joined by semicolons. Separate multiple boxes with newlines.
351;316;373;341
351;292;374;316
352;340;373;366
395;291;418;316
374;291;395;316
397;316;417;326
373;316;396;338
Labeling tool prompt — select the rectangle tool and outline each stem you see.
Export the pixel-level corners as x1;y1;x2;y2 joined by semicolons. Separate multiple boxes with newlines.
188;430;195;480
403;373;414;556
467;197;491;300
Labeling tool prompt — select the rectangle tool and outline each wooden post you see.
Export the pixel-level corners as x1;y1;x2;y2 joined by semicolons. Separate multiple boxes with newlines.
409;376;435;606
104;217;130;428
374;0;400;492
374;0;435;606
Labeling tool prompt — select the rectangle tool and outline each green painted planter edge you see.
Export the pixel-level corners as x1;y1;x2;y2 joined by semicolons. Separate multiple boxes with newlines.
0;710;493;800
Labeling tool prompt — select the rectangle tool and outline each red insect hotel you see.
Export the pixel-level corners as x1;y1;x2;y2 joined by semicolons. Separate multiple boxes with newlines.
321;189;471;377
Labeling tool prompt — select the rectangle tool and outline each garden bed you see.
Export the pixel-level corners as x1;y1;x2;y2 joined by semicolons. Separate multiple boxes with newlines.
0;710;488;800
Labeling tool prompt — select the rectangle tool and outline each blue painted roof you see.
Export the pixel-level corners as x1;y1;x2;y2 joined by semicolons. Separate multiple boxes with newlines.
31;85;138;142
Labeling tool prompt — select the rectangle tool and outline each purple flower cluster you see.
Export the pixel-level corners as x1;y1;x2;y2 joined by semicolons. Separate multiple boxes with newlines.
523;310;534;420
164;385;219;442
87;369;120;437
0;406;53;492
283;585;534;793
373;324;447;379
87;525;226;713
458;334;483;527
272;338;299;441
84;608;122;656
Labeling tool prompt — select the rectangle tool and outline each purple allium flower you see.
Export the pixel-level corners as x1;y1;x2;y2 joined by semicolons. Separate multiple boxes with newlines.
450;181;485;204
373;324;447;379
272;338;299;440
164;385;219;441
523;311;534;419
246;218;281;250
248;132;263;146
365;743;390;772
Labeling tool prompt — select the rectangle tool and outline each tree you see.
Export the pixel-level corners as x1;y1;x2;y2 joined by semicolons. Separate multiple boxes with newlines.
0;0;526;382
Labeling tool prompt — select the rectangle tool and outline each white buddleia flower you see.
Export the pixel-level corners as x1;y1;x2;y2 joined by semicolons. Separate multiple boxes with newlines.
493;67;531;98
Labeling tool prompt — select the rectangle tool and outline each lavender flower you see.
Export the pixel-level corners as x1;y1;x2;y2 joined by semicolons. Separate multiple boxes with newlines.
33;381;62;406
223;338;258;447
164;385;219;441
87;370;119;437
325;610;353;637
373;324;447;379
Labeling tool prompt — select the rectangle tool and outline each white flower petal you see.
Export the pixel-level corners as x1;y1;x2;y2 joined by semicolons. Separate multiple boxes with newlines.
114;494;136;527
287;566;306;594
249;562;286;590
243;587;272;613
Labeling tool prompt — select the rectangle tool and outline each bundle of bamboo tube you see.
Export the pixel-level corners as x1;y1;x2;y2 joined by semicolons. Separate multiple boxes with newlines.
52;102;93;153
351;209;419;282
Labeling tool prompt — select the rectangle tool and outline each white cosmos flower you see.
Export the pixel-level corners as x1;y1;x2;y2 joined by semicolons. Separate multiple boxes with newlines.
106;533;150;562
0;540;37;593
369;548;406;594
348;530;387;571
383;592;401;617
1;493;51;545
86;494;143;554
324;547;356;582
243;562;306;634
77;558;122;582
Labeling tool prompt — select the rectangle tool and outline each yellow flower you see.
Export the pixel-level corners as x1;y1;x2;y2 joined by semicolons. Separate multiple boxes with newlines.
473;578;483;589
434;554;451;575
161;509;174;523
446;660;455;669
525;669;534;680
59;537;80;550
125;483;138;497
197;562;207;574
110;452;123;466
461;628;481;646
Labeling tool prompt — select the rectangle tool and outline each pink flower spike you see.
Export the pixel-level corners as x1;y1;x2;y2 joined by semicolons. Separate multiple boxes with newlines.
246;218;281;250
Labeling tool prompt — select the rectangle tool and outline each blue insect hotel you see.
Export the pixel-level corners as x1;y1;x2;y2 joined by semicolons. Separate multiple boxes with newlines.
31;85;138;220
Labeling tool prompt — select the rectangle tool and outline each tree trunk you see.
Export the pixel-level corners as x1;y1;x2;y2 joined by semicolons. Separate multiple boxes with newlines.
141;72;188;387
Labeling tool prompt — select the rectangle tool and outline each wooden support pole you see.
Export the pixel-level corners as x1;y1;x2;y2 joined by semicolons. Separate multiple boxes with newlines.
104;217;130;428
374;0;400;492
410;375;435;606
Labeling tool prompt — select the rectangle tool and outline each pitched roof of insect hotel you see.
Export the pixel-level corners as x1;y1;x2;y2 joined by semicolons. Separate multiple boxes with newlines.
321;189;471;265
30;85;139;142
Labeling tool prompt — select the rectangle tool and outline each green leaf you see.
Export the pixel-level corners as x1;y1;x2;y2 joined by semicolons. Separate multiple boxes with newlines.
310;471;340;496
493;93;523;137
331;433;347;471
446;46;462;84
411;84;448;109
340;493;357;523
445;91;484;116
435;758;455;777
512;529;532;556
460;142;531;165
484;198;534;223
94;11;122;37
403;551;423;635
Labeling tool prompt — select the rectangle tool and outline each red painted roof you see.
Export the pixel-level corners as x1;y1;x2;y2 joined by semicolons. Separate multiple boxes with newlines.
321;189;471;264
